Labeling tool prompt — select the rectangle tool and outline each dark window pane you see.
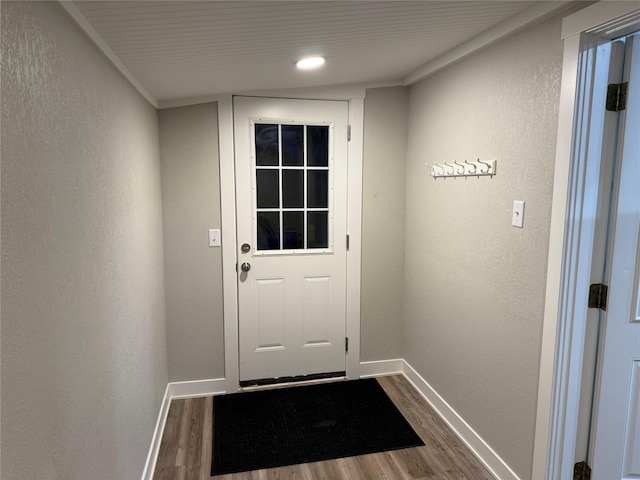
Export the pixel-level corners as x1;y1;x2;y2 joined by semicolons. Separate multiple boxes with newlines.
307;126;329;167
307;170;328;208
256;170;279;208
307;211;328;249
257;212;280;250
282;125;304;166
255;124;279;166
283;211;304;249
282;170;304;208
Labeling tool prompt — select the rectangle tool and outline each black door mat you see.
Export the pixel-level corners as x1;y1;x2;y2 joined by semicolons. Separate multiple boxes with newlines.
211;378;425;476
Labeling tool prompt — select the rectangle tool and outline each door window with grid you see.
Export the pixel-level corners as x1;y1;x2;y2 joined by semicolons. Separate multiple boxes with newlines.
253;122;332;252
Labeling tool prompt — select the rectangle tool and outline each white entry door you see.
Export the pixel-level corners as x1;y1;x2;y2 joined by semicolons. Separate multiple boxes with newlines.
233;96;349;384
590;33;640;480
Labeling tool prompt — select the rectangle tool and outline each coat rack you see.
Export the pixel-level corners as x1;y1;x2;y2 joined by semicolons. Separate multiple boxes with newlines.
427;159;497;178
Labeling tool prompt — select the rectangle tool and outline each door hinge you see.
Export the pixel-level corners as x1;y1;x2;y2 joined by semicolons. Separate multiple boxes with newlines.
347;125;351;141
588;283;608;311
573;461;591;480
345;337;349;353
346;234;350;251
606;82;628;111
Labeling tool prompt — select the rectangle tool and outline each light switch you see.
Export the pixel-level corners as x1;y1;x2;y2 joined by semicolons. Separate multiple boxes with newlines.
512;201;525;228
208;229;221;247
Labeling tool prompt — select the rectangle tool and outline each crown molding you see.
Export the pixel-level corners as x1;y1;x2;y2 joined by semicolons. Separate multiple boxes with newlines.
58;1;159;108
404;1;575;86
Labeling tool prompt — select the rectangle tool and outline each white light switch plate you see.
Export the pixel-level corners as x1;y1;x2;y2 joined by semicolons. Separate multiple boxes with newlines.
512;201;525;228
208;228;221;247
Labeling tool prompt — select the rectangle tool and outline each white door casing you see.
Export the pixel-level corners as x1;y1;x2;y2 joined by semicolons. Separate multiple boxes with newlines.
590;33;640;480
233;96;349;382
218;91;363;393
533;3;640;478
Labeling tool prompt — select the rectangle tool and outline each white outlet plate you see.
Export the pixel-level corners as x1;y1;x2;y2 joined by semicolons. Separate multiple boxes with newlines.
512;201;525;228
208;228;221;247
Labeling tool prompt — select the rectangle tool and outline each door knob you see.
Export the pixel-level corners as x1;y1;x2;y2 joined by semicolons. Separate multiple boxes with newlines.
241;262;251;272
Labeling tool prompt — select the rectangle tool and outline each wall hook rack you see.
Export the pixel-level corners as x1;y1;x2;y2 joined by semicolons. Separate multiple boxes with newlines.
427;158;497;178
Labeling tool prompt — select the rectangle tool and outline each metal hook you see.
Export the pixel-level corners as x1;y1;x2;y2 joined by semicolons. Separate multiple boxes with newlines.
444;162;455;175
464;159;476;174
454;160;465;175
477;158;491;174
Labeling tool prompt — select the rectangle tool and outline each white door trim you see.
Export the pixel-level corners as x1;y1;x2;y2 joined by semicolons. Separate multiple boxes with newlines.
345;97;364;380
532;3;640;478
218;95;240;392
218;89;365;393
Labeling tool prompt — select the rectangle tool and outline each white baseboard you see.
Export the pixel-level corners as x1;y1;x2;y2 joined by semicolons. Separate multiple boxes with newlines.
144;364;520;480
169;377;227;399
400;361;521;480
141;384;171;480
359;358;404;378
141;378;226;480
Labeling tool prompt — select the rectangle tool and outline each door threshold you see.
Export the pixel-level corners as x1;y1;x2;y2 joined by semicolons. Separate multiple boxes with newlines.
239;371;346;390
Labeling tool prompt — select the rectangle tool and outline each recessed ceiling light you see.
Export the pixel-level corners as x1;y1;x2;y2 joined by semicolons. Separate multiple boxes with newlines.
296;56;326;70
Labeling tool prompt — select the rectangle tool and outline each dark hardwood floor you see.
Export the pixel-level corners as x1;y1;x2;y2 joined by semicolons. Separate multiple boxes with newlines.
152;374;497;480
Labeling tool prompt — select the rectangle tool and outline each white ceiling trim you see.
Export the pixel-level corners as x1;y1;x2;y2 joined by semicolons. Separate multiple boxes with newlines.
158;79;402;109
159;94;224;110
404;1;575;85
58;1;160;108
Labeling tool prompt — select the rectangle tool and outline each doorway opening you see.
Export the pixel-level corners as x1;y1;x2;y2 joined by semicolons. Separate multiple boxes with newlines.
217;92;365;392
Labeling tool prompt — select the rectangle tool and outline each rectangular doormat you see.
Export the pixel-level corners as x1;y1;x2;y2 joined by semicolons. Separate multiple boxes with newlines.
211;378;425;476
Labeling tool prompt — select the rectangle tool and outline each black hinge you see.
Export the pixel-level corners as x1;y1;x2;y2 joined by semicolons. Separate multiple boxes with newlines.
347;125;351;141
588;283;608;311
346;234;350;251
573;461;591;480
345;337;349;353
606;82;628;111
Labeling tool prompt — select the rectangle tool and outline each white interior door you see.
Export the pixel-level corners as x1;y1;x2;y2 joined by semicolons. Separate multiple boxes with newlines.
233;96;349;384
590;33;640;480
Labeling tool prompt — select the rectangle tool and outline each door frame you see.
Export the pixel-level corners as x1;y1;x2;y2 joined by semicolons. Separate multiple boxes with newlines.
218;87;365;392
532;2;640;478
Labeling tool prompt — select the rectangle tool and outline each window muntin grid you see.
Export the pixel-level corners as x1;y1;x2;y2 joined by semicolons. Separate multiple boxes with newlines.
253;122;332;253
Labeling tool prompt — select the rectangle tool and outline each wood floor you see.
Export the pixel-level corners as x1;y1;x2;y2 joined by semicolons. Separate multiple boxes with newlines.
152;375;496;480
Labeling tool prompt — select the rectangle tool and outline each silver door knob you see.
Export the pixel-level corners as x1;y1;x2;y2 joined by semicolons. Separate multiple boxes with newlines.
241;262;251;272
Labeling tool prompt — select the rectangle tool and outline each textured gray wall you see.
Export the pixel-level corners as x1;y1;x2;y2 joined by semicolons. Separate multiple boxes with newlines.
361;87;408;362
159;103;225;382
1;2;168;479
402;16;563;479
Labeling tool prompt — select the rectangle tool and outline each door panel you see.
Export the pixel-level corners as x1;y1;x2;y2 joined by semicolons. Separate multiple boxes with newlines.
303;276;332;346
591;33;640;480
234;96;349;383
255;277;285;350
